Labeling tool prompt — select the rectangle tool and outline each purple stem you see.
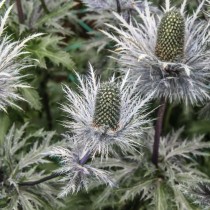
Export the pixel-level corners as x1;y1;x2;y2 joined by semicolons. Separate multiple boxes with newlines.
79;151;91;165
16;0;25;24
19;173;60;186
116;0;121;13
152;98;167;167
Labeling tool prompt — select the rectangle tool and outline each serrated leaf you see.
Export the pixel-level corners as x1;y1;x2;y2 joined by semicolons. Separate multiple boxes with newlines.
173;186;196;210
155;181;168;210
36;2;78;27
27;35;74;70
0;196;10;208
21;88;42;110
0;113;10;145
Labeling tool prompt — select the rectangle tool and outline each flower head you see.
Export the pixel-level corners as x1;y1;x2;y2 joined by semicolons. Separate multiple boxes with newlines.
62;64;152;158
104;0;210;104
0;0;41;111
155;10;185;62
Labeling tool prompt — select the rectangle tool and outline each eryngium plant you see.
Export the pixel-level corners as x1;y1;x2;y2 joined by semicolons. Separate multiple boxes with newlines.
104;0;210;104
92;128;210;210
62;64;152;158
0;123;63;210
47;64;153;197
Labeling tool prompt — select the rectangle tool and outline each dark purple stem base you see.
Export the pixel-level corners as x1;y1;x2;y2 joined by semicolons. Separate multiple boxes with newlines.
16;0;25;24
19;173;60;186
152;98;167;167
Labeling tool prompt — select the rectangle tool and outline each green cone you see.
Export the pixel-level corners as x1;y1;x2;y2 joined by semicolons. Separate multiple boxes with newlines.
93;83;121;130
155;10;185;62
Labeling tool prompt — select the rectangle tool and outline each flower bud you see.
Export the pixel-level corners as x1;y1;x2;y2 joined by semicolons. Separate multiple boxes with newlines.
93;83;121;130
155;10;185;62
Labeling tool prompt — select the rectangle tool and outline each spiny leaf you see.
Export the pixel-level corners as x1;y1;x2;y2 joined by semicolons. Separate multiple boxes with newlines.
36;1;78;27
155;181;168;210
21;88;42;110
27;35;74;70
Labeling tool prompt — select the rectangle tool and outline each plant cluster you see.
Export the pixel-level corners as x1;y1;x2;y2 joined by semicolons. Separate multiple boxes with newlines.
0;0;210;210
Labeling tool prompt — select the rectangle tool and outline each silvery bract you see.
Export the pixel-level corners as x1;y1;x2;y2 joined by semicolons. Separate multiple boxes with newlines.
0;0;41;111
48;137;114;197
62;64;152;158
104;0;210;104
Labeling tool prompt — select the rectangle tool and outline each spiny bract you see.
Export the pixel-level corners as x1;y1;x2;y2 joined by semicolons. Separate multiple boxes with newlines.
93;83;121;130
62;64;152;158
103;0;210;104
155;10;185;62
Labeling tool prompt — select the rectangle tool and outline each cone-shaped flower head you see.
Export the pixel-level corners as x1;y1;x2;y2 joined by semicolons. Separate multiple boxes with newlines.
0;0;41;111
62;64;152;158
93;83;120;130
104;0;210;104
155;10;185;62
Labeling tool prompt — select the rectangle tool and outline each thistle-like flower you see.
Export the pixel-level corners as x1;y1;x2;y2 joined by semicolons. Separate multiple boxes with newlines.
62;64;152;158
48;137;114;197
0;0;41;111
104;0;210;104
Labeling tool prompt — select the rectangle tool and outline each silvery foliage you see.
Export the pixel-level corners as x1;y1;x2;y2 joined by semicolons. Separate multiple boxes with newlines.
48;136;114;197
0;123;63;210
81;0;159;52
0;0;41;111
82;0;137;23
103;0;210;104
187;183;210;210
62;64;152;159
92;128;210;210
81;0;136;12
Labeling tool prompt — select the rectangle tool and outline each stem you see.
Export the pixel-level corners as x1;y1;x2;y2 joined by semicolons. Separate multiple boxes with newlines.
16;0;25;24
19;151;91;186
40;71;53;130
19;173;60;186
152;98;166;167
116;0;121;13
39;0;50;14
0;168;4;183
79;151;90;165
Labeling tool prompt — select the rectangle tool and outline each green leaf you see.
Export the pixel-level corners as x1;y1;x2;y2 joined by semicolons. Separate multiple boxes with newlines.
21;88;42;110
0;113;10;145
155;181;168;210
27;35;74;70
173;186;196;210
35;2;78;27
0;196;10;208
